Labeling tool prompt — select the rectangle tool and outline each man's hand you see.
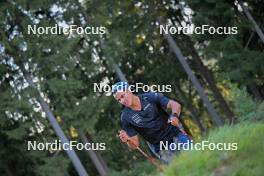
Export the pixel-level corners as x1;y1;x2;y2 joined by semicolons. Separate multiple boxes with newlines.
119;130;129;143
118;130;139;149
167;100;181;127
169;116;180;127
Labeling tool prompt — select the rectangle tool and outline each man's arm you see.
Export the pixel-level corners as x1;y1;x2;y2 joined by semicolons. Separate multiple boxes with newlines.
146;93;181;116
166;100;181;126
119;130;139;150
145;93;182;126
167;100;181;117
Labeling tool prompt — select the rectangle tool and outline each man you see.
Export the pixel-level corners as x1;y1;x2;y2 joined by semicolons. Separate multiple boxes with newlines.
112;82;191;163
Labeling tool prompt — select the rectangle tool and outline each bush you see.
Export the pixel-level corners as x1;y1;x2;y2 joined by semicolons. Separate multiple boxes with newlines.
231;86;264;121
165;122;264;176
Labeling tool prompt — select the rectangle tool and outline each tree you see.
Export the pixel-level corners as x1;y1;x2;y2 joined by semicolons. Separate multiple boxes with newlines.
186;0;264;101
0;0;92;175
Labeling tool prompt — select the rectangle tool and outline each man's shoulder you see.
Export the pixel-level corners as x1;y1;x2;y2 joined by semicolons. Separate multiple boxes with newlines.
140;92;159;101
120;107;130;122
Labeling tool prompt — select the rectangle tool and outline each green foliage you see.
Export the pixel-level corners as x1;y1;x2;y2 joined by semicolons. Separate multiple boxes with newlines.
165;122;264;176
230;86;264;121
36;154;71;176
47;78;83;96
1;0;263;175
0;131;38;176
111;161;156;176
187;0;264;98
210;37;264;86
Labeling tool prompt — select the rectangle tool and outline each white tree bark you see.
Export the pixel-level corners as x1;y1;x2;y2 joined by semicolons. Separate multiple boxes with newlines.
239;1;264;44
23;72;89;176
79;130;109;176
160;26;223;126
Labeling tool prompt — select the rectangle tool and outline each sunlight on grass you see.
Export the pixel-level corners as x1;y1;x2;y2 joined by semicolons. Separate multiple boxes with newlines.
165;122;264;176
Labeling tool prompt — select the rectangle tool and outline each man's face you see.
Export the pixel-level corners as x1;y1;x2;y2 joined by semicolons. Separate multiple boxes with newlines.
113;91;133;107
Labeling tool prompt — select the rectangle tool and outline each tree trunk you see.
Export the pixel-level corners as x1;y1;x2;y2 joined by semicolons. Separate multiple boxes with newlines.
23;72;89;176
79;130;109;176
110;57;128;82
248;83;264;101
168;16;234;121
187;40;234;121
159;18;224;127
239;0;264;44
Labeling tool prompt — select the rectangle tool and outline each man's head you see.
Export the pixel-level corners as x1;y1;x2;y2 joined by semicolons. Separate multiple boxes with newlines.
112;82;134;107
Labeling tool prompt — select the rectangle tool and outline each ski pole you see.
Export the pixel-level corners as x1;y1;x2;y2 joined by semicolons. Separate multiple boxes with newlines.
117;133;163;172
132;142;164;172
128;140;163;172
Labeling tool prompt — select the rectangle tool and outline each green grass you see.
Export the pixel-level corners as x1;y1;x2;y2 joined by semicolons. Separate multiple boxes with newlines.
165;122;264;176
